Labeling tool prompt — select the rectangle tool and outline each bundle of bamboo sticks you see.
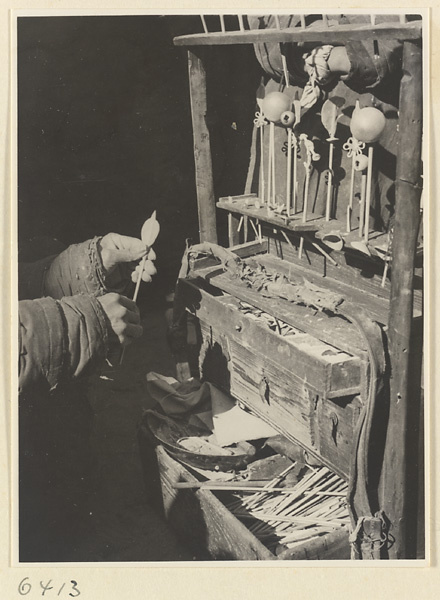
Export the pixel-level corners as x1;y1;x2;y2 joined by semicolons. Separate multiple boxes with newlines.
224;462;349;553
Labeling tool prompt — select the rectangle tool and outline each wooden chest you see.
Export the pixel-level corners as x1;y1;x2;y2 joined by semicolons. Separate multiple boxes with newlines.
177;241;374;480
139;439;351;561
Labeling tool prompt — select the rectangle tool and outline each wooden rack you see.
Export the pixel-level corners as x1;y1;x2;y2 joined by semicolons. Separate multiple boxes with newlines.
174;15;423;559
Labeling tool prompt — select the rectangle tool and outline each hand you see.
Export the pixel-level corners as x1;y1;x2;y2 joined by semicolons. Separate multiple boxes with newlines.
97;292;143;346
131;254;157;283
99;232;157;290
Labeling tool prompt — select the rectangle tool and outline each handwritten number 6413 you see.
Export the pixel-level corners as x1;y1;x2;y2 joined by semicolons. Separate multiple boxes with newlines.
18;578;80;596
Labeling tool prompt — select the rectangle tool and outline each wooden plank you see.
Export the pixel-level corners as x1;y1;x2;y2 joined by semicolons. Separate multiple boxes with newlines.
381;40;423;559
229;239;268;258
218;196;321;232
259;253;390;324
193;265;369;357
174;21;421;46
180;278;361;396
156;446;274;560
188;49;217;243
228;212;241;247
264;229;422;318
277;527;350;560
190;239;268;271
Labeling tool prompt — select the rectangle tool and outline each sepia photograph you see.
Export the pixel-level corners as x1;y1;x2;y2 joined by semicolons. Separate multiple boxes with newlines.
13;10;426;570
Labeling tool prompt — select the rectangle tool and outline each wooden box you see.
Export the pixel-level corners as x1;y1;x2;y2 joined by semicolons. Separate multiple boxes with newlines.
178;241;370;479
140;440;350;561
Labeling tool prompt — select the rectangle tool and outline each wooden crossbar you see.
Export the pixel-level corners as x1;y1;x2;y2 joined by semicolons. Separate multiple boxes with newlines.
174;21;421;46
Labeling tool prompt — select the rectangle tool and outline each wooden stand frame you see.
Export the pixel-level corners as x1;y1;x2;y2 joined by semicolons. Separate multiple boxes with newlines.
174;20;423;559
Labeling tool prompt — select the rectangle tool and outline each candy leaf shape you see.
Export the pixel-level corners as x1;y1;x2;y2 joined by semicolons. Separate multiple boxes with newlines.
141;210;160;248
321;99;338;139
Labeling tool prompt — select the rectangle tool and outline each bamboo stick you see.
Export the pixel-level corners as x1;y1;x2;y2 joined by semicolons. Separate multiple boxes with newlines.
346;154;356;232
325;141;334;221
303;234;338;266
200;15;208;34
238;15;245;31
293;138;298;213
359;171;367;238
220;15;225;32
287;129;292;216
270;123;276;205
267;123;273;208
260;124;265;203
363;145;374;242
234;513;349;527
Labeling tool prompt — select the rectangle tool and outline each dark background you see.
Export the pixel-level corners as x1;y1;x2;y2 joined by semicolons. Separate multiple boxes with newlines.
18;15;261;293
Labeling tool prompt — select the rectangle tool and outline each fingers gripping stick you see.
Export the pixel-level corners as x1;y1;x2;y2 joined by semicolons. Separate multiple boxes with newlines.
119;211;160;366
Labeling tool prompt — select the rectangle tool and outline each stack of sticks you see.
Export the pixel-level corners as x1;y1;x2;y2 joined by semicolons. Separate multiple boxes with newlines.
224;462;349;553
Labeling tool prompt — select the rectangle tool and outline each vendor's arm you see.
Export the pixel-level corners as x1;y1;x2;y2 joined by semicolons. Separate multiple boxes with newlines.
19;291;142;392
19;234;156;300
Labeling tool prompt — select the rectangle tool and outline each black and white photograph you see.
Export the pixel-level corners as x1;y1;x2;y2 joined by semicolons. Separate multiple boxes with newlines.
10;7;429;579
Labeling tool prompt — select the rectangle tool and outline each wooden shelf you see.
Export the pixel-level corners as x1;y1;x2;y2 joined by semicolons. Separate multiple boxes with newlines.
174;21;421;47
217;194;392;259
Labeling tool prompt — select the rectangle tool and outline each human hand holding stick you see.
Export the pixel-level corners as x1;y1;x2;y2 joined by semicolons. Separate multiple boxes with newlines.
118;211;160;364
131;210;160;302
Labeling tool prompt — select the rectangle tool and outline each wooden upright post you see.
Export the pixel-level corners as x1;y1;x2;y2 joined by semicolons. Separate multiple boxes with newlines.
188;48;218;244
381;40;423;559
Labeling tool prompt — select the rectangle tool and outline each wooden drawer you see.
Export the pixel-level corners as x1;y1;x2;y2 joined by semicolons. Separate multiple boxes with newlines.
144;444;350;561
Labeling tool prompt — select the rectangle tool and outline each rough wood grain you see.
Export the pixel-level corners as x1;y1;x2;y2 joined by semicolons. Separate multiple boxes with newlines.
193;264;368;357
156;445;351;559
381;40;423;559
174;22;421;47
196;317;360;479
156;446;274;560
188;49;217;243
180;278;361;397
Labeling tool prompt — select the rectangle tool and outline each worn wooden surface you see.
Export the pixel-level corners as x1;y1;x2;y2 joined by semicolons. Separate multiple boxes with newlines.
193;263;368;357
181;278;361;397
228;211;241;247
156;445;275;560
174;21;421;46
259;254;391;325
179;277;362;478
188;48;217;243
277;526;350;560
381;40;423;559
263;233;422;321
155;445;351;560
217;195;322;232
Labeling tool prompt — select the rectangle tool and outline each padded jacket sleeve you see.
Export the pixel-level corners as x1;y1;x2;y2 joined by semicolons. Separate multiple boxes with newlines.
19;294;109;393
18;236;107;300
18;237;111;392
